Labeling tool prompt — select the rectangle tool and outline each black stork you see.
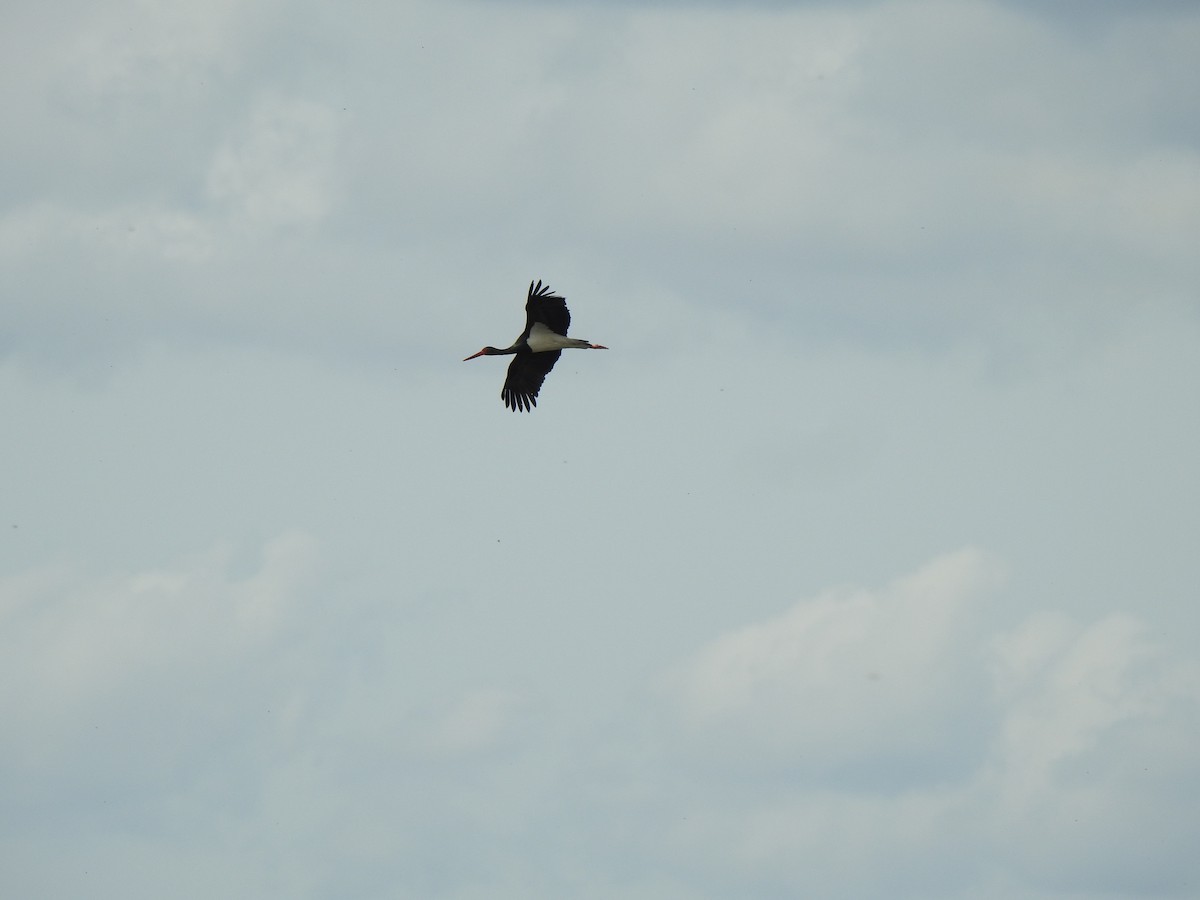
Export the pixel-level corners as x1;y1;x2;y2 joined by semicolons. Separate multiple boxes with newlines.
464;280;607;412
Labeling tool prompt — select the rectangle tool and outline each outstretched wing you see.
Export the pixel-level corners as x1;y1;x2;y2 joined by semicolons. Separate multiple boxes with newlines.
524;280;571;336
502;350;562;412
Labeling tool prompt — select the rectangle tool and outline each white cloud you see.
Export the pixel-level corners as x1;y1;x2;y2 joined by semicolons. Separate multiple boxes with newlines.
207;94;343;234
0;89;343;263
0;201;216;263
666;548;1003;781
59;0;251;101
0;532;320;803
2;530;1197;899
990;611;1157;799
415;687;525;757
4;0;1197;373
2;0;1199;896
984;611;1200;893
650;551;1200;897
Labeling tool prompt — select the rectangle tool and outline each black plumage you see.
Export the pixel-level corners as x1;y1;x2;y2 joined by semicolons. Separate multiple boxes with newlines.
503;348;561;412
463;280;607;412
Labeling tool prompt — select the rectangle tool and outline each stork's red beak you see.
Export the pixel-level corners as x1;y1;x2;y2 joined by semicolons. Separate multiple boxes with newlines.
463;349;487;361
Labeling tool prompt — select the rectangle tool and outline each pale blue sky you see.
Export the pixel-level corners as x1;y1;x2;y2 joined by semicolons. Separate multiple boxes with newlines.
2;1;1199;898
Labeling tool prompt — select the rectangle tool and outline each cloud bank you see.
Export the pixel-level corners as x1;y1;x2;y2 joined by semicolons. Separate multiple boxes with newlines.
3;544;1197;898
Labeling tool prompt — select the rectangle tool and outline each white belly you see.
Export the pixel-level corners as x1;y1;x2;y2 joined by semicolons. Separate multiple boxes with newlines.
526;321;588;352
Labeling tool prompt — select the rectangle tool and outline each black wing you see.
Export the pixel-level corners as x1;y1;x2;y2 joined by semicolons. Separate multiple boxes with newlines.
502;349;562;412
524;280;571;336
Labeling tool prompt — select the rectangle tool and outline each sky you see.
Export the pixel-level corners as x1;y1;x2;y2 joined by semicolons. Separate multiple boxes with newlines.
2;0;1199;897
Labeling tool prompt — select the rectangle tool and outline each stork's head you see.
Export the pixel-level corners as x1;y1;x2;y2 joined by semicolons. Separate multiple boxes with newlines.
463;347;502;361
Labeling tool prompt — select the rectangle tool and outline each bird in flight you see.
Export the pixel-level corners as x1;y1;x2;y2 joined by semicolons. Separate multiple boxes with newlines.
464;280;608;411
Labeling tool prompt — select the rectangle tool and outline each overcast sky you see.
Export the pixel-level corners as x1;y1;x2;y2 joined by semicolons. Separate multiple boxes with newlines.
3;1;1199;897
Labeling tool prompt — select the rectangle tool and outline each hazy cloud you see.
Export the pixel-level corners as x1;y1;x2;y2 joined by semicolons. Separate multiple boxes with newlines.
2;0;1198;897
